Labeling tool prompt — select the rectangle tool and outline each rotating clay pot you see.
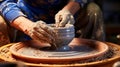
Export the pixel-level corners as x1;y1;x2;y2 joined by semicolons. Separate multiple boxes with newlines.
49;24;75;50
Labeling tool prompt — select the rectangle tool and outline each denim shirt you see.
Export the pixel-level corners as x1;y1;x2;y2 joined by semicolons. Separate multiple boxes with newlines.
0;0;87;42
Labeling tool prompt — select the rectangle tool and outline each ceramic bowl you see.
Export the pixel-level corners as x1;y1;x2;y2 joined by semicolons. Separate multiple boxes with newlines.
49;24;75;48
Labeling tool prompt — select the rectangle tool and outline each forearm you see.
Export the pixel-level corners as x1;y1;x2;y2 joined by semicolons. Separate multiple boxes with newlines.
0;0;25;23
11;16;34;32
0;0;32;32
62;1;80;15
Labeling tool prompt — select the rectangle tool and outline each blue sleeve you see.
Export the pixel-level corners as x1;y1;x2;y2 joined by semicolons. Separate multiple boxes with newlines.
0;0;26;23
70;0;87;7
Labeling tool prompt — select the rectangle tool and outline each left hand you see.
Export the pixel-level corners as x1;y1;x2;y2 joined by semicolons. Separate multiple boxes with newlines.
24;20;57;46
55;10;75;27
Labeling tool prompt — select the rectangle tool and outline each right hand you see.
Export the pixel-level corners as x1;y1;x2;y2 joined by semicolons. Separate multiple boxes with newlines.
55;9;75;27
24;20;57;46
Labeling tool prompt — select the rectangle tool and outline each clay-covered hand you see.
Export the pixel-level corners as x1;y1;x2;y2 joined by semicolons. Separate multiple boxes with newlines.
55;10;75;27
24;20;57;46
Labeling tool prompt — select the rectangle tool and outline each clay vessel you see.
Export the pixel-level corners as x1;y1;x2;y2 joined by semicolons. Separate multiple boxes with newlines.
49;24;75;48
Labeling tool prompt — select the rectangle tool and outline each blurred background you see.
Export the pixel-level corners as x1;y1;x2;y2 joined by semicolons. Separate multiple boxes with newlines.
94;0;120;44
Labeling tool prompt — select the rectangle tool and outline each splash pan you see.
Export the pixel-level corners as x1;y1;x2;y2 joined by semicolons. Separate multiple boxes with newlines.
9;38;108;64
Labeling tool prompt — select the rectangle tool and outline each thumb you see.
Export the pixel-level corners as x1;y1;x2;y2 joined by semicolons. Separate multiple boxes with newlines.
55;14;62;27
67;15;75;24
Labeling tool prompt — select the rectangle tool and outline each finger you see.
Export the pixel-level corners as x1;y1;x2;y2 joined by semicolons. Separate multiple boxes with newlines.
66;20;71;26
36;21;58;44
40;25;55;39
33;27;52;42
29;30;51;44
28;31;40;40
67;15;75;24
37;22;56;40
32;32;51;47
55;14;61;27
33;30;52;43
35;24;56;45
59;15;69;27
33;23;51;39
28;32;51;47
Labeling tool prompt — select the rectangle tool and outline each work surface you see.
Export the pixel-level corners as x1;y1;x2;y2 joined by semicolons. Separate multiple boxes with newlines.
0;42;120;67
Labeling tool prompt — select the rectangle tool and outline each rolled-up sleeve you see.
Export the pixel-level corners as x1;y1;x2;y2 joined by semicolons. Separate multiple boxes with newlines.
0;0;25;23
70;0;87;7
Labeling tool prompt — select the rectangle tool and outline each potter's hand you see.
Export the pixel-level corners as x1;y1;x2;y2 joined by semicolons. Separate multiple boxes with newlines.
25;20;56;46
55;10;75;27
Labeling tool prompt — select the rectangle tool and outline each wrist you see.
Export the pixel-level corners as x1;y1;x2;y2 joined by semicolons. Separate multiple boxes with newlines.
70;0;87;7
11;16;34;32
62;2;80;15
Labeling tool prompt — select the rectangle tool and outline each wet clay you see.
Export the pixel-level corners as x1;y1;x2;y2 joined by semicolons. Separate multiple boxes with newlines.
9;38;108;64
48;24;75;49
16;45;97;57
0;42;118;66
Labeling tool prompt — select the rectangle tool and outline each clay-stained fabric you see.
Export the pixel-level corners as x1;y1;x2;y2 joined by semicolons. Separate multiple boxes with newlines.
75;2;105;41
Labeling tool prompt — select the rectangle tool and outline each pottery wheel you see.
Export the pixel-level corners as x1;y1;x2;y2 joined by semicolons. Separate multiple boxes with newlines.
16;45;96;57
9;38;109;63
